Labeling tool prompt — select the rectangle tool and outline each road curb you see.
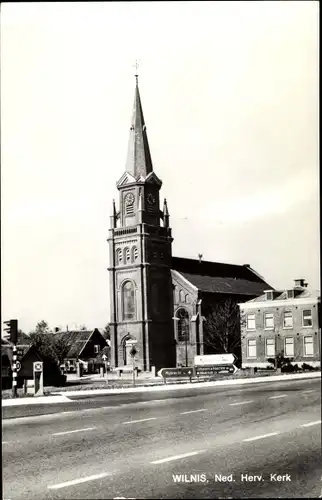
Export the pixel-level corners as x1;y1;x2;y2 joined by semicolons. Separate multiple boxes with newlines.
52;371;321;397
2;372;320;406
2;395;73;406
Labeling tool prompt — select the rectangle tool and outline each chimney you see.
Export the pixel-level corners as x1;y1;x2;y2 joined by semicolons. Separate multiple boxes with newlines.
294;278;307;288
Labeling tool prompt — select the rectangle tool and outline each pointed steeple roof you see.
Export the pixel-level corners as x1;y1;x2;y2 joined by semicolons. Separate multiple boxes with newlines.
125;76;153;179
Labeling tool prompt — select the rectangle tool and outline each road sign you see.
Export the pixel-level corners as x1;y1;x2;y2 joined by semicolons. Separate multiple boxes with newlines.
126;339;137;345
34;362;43;372
16;360;21;372
157;367;193;379
129;346;138;357
195;364;238;376
194;354;236;366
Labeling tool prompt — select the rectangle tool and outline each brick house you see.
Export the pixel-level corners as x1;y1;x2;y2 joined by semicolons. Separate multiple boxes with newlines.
53;329;109;373
239;279;321;368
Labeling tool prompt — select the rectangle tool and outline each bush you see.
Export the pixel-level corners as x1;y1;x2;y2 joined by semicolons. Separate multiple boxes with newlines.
281;364;296;373
302;363;315;371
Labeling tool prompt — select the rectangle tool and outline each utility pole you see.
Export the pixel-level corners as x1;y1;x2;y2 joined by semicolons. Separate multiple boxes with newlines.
4;319;18;398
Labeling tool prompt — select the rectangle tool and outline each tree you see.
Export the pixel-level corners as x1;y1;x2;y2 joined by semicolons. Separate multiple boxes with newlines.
203;298;244;358
102;324;110;340
35;320;50;334
52;334;71;365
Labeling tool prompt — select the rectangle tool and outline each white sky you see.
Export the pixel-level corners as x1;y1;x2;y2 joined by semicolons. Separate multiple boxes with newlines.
1;1;319;333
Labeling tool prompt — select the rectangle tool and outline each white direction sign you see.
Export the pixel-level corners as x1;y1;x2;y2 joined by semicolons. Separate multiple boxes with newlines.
125;339;138;345
194;354;236;366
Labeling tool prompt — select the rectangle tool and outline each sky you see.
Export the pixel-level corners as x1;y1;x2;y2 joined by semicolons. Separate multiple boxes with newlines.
1;1;319;333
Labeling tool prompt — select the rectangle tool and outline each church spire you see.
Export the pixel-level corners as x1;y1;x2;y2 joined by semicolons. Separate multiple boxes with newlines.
125;72;153;179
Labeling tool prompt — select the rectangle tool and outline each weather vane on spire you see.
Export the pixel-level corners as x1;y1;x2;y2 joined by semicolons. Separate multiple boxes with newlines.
133;59;140;83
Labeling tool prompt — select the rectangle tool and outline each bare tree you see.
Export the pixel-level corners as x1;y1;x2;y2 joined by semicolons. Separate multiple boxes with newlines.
102;324;110;340
203;298;244;355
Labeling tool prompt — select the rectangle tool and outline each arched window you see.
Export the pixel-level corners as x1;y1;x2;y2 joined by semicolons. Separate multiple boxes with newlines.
116;248;122;266
176;308;190;342
185;294;189;304
124;247;131;264
122;281;136;320
179;290;185;303
131;246;139;263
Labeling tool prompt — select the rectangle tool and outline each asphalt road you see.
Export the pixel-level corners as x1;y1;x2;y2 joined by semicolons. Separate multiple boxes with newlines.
2;378;321;499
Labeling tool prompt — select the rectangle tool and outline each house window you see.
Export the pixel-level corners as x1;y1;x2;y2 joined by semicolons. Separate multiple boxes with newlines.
94;345;100;354
283;311;293;328
247;314;256;330
176;308;190;342
285;337;294;357
302;309;313;327
247;339;257;358
304;336;314;356
264;312;274;329
265;338;275;357
179;290;185;303
122;281;136;320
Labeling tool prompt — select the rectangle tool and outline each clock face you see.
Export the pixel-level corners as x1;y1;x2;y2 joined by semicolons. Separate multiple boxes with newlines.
124;192;135;206
147;193;156;205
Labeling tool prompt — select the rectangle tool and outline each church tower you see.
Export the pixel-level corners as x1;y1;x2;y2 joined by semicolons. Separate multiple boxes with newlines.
108;74;176;372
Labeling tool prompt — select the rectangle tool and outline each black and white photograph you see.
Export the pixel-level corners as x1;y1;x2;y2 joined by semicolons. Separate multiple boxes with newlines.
1;1;320;499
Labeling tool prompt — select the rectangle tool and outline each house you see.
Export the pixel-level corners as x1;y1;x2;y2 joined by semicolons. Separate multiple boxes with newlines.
52;328;110;373
108;75;273;371
239;279;321;368
1;338;43;389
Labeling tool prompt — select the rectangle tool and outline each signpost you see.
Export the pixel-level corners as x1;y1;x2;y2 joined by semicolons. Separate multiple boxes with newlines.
157;367;193;383
3;319;18;397
102;353;108;381
33;361;44;396
126;339;138;387
195;364;238;376
194;353;236;366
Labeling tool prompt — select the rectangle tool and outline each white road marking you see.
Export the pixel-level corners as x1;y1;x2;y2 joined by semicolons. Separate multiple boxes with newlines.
268;395;287;399
302;390;316;394
123;417;157;425
180;409;207;415
230;400;253;406
52;427;96;436
151;450;206;464
2;441;9;444
243;432;280;442
48;472;111;489
301;420;321;428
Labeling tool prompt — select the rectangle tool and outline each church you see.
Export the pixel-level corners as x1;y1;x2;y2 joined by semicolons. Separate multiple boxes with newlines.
108;75;272;372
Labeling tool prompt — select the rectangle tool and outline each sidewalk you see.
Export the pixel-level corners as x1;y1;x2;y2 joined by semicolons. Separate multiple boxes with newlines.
2;371;320;406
